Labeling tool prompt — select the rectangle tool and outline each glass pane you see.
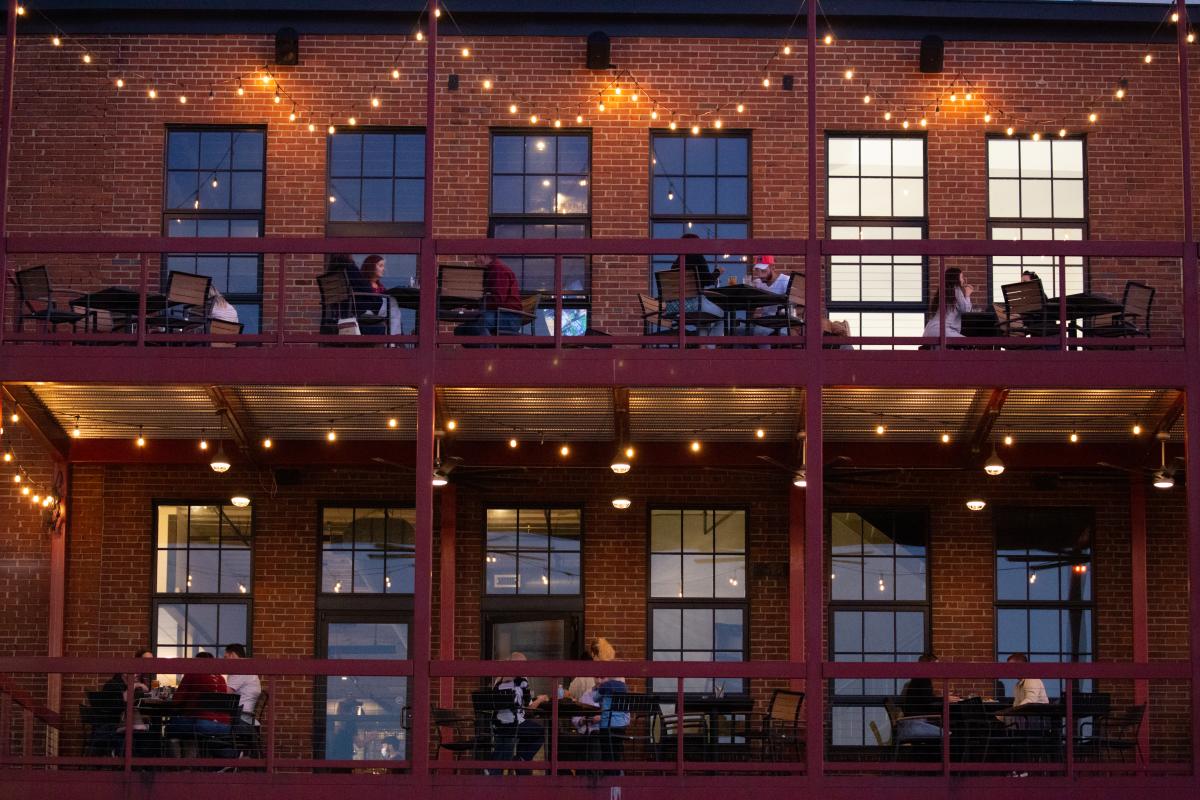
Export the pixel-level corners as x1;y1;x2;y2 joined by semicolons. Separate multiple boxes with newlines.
860;138;891;176
989;139;1020;178
361;179;392;221
894;557;926;600
997;608;1028;655
227;256;259;294
219;550;251;594
322;550;352;593
385;553;414;594
717;137;747;175
860;178;892;216
896;612;925;655
1021;139;1053;178
166;171;198;209
685;137;716;174
217;604;247;648
1052;139;1084;178
386;509;415;547
486;508;518;548
863;611;895;654
653;608;682;649
831;556;862;600
518;509;551;550
199;132;232;170
714;556;745;598
354;551;385;593
492;136;524;173
486;552;517;594
716;177;748;215
491;175;523;213
156;549;187;593
682;553;713;597
653;137;684;174
1053;180;1084;218
549;552;581;594
524;176;554;214
989;179;1020;218
231;131;264;170
681;608;714;649
199;175;231;209
652;177;683;214
828;138;858;176
834;611;863;653
361;134;394;176
558;136;589;174
186;603;219;647
685;177;716;214
651;553;681;598
330;134;363;176
323;508;355;548
828;177;859;216
682;510;710;552
830;513;862;554
157;506;186;547
893;178;924;217
997;554;1028;600
394;179;424;221
167;131;200;169
328;179;358;221
156;604;188;646
893;138;924;177
714;510;745;552
395;134;424;177
518;551;550;594
555;177;588;214
526;136;556;172
548;509;581;550
230;171;262;210
651;510;680;552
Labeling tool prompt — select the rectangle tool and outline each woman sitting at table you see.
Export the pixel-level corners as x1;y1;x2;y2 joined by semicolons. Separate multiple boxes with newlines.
896;653;946;743
922;267;975;340
662;234;724;338
165;651;236;758
89;648;158;757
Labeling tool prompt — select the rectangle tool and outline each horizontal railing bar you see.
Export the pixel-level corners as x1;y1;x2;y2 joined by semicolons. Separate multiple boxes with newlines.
823;661;1191;678
4;235;1185;258
0;656;414;675
429;659;806;678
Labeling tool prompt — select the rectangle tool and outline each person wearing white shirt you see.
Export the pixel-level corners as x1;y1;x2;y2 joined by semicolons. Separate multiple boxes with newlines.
748;256;791;344
1000;652;1051;742
223;643;261;726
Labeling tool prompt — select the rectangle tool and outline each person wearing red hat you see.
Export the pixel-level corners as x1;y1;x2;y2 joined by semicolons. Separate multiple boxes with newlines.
749;256;789;342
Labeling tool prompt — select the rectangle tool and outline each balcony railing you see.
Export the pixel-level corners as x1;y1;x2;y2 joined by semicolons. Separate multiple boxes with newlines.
0;237;1188;353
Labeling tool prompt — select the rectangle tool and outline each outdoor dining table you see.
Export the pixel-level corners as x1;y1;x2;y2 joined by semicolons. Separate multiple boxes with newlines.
73;287;167;332
1042;293;1124;329
702;284;792;335
386;285;484;323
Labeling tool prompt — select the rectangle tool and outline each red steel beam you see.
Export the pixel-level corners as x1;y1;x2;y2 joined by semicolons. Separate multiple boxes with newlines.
1129;474;1150;765
2;385;69;462
967;388;1009;456
438;483;456;708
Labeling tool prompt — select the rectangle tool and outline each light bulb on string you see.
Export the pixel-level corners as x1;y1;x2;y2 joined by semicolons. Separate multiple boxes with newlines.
598;101;605;112
148;88;157;99
983;112;992;123
348;116;357;126
328;125;336;134
755;428;765;439
434;6;441;17
690;124;700;135
920;117;928;128
690;440;702;453
713;119;723;129
1115;80;1127;100
668;121;677;131
261;74;271;85
509;103;518;114
136;427;146;448
1189;32;1196;44
1144;54;1153;64
1132;420;1143;436
262;436;273;449
736;103;745;113
327;425;337;443
862;93;871;104
289;109;297;122
509;438;519;449
631;93;639;102
950;92;957;103
614;86;622;96
1032;131;1041;141
16;5;25;16
52;36;61;47
392;68;401;79
461;47;470;58
1173;12;1180;23
273;90;281;104
115;77;124;88
902;120;910;129
236;82;244;96
415;31;424;41
308;123;316;132
529;114;538;124
1006;126;1015;136
883;111;892;121
1089;113;1098;123
71;416;81;439
82;53;92;64
387;417;399;429
782;44;792;55
20;486;28;496
824;33;834;45
371;96;380;108
576;114;584;123
554;118;562;128
483;79;492;90
762;77;770;88
1069;431;1079;444
844;69;854;80
178;95;188;104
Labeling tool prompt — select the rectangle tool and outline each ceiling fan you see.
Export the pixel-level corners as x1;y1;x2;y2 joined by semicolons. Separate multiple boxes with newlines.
1098;431;1185;489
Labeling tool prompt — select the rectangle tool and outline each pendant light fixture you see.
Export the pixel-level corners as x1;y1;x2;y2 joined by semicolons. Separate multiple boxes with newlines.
983;442;1005;476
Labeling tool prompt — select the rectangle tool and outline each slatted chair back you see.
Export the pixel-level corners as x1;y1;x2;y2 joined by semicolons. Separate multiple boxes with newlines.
15;266;52;311
638;293;662;321
1120;281;1155;334
165;271;212;311
767;689;805;726
252;690;269;723
208;318;243;347
655;268;704;306
440;265;485;302
868;719;888;748
1002;279;1046;318
520;293;541;317
318;271;353;308
784;272;805;311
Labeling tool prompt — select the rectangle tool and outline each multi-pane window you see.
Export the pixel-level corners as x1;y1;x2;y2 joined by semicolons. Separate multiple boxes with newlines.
164;128;265;332
651;133;751;284
995;507;1094;698
152;503;252;669
829;510;928;747
827;135;927;348
648;509;747;694
485;508;582;595
321;507;416;595
327;130;425;233
987;138;1086;301
490;132;590;334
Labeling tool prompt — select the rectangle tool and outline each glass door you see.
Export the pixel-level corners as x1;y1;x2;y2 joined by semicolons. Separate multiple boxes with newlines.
485;613;579;699
320;616;409;762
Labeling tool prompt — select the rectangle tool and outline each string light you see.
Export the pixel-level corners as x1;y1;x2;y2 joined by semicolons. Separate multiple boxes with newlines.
115;77;124;89
713;119;723;129
236;82;244;96
614;86;621;95
509;438;519;449
919;117;928;128
1031;131;1041;141
1089;112;1098;123
327;424;337;442
1006;126;1015;136
983;112;992;123
631;93;639;102
178;95;187;104
509;103;518;114
690;440;702;453
554;119;562;128
668;121;677;131
371;96;380;108
691;124;700;135
736;103;744;113
82;53;92;64
262;437;273;449
529;114;538;124
393;68;401;79
825;33;835;45
782;44;792;55
1189;32;1196;44
328;125;336;134
1132;421;1143;436
148;88;157;99
941;433;950;444
844;69;854;80
261;74;271;85
883;111;892;121
434;6;441;17
16;5;25;16
446;419;457;431
136;427;146;448
348;116;357;126
387;417;399;429
598;101;605;112
902;120;910;129
862;93;871;104
461;47;471;58
762;77;770;88
1115;80;1127;100
950;92;957;102
51;36;61;47
483;79;492;90
415;31;424;41
1172;12;1180;23
1144;54;1153;64
576;114;584;123
559;444;570;457
756;428;765;439
1069;431;1079;443
308;123;316;132
289;109;297;122
1058;128;1067;138
71;417;81;439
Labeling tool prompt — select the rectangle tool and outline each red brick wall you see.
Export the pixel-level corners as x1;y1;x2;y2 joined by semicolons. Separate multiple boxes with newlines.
1;34;1191;335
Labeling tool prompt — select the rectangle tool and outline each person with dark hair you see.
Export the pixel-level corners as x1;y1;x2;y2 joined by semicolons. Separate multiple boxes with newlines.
1006;653;1048;706
88;649;158;757
223;643;261;734
379;735;404;760
896;653;945;743
1020;270;1041;284
662;234;724;338
922;267;975;339
166;651;236;758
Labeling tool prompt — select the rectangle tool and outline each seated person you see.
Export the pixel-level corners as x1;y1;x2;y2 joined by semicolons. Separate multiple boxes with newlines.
922;267;974;339
165;651;236;758
88;648;158;756
455;255;526;337
748;255;790;341
895;653;945;742
222;643;261;746
379;735;404;760
661;234;724;338
491;652;549;768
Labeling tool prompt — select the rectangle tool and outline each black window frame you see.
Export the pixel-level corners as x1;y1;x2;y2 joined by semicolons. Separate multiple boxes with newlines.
646;505;750;697
824;132;929;345
649;130;753;289
325;126;427;237
481;505;584;603
317;502;417;611
985;134;1089;302
150;499;255;659
827;507;931;748
162;125;266;333
488;129;592;332
993;506;1096;699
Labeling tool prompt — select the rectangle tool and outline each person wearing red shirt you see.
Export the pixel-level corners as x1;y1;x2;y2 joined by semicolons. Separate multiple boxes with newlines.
165;651;236;758
455;254;525;338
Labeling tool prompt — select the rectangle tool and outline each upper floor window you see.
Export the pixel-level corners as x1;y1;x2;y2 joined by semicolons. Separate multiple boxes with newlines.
650;133;751;283
164;128;265;332
152;502;252;668
490;132;590;334
320;506;416;594
994;507;1094;698
485;507;582;595
826;135;927;348
987;138;1086;301
327;130;425;235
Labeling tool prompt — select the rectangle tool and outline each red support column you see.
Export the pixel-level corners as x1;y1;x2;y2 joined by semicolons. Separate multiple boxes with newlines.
0;0;20;344
803;386;824;784
45;462;68;757
789;483;804;692
1129;474;1149;764
438;483;456;708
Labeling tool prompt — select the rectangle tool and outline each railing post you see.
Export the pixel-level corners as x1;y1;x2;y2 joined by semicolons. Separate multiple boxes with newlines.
938;256;946;349
265;674;275;775
675;678;685;776
677;255;687;350
137;253;149;348
275;253;286;346
1065;683;1074;779
21;707;31;759
549;690;559;775
940;678;950;777
553;254;563;348
0;690;10;759
122;671;134;773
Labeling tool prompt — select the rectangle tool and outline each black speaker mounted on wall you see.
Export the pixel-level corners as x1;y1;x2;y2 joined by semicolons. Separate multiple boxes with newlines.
275;27;300;66
919;35;944;74
586;31;612;70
